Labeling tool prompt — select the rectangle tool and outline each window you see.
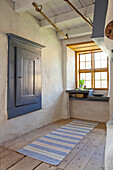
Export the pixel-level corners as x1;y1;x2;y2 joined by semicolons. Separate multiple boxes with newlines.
78;51;109;89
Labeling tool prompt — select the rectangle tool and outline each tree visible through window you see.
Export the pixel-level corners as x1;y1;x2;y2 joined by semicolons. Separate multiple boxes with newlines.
79;51;108;89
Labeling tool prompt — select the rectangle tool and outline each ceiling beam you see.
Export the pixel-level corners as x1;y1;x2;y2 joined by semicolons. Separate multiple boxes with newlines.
14;0;51;12
64;0;93;28
40;4;94;27
58;26;92;39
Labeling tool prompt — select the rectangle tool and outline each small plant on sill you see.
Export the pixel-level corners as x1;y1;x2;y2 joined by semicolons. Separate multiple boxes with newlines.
79;79;85;90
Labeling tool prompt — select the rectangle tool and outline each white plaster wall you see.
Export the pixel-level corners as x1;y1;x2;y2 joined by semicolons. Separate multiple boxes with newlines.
61;35;94;119
66;47;75;89
105;117;113;170
0;0;66;144
109;59;113;117
70;100;109;122
61;35;92;90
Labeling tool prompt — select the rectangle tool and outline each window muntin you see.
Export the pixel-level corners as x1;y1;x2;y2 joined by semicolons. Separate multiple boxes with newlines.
79;51;108;89
80;53;91;70
94;52;107;69
80;73;92;88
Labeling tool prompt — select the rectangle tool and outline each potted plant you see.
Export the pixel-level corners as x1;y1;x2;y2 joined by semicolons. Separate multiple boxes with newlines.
79;79;85;89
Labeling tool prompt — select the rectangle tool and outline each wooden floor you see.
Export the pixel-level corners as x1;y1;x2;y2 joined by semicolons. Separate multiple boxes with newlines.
0;119;106;170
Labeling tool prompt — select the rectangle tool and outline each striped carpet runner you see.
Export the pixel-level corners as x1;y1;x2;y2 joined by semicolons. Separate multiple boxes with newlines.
17;120;98;165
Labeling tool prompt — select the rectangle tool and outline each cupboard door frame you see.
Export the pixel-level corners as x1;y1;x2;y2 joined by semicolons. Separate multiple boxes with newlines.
7;33;44;119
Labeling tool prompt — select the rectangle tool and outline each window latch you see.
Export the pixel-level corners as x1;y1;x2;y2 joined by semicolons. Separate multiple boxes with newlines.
17;75;24;79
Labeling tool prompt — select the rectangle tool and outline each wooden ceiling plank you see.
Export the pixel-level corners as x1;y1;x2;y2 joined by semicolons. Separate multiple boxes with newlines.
67;42;95;48
40;4;94;27
70;45;99;50
67;41;95;47
58;26;92;39
14;0;51;12
80;0;93;6
67;41;100;52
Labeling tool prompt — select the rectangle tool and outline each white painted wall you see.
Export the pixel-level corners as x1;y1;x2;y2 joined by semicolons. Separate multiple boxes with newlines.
61;35;94;119
66;47;75;89
0;0;111;144
61;35;92;90
0;0;67;144
109;59;113;117
61;35;110;122
70;100;109;122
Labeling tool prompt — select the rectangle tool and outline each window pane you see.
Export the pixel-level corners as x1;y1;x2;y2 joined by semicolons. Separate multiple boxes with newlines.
95;61;100;68
86;73;91;81
95;72;107;88
80;73;85;80
85;81;91;88
80;54;85;61
79;51;108;89
101;72;107;80
101;52;107;60
86;53;91;61
80;62;85;69
95;81;101;88
86;62;91;69
102;80;107;88
94;52;101;61
101;60;107;68
80;73;91;88
95;72;100;81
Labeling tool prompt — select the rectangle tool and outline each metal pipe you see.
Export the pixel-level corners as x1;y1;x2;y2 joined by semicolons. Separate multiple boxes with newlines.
64;0;93;28
32;2;69;40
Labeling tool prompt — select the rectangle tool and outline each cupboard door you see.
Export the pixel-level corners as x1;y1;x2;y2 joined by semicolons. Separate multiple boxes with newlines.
16;47;39;106
7;33;44;119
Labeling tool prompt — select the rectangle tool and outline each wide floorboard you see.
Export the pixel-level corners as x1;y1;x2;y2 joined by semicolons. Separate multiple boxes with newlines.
0;119;106;170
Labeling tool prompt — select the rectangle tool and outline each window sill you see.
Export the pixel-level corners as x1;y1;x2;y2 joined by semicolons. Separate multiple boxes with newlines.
66;89;109;102
69;96;109;102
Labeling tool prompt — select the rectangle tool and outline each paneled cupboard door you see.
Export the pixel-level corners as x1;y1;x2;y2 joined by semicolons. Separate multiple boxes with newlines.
7;34;44;119
16;47;39;106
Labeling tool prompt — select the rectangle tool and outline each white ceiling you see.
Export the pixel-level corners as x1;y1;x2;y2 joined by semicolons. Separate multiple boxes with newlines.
12;0;95;39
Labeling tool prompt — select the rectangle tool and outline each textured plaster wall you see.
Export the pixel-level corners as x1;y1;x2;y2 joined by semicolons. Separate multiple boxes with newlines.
66;47;75;89
70;100;109;122
61;35;94;119
61;35;92;91
61;35;110;121
109;59;113;117
0;0;66;144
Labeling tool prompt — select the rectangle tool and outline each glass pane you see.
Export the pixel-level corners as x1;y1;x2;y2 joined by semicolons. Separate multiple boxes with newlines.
80;73;85;80
94;52;101;61
95;81;101;88
102;80;107;88
86;62;91;69
80;54;85;62
101;52;107;60
80;62;85;69
86;73;91;81
85;81;91;88
95;61;100;68
101;72;107;80
101;60;107;68
95;72;100;81
86;53;91;61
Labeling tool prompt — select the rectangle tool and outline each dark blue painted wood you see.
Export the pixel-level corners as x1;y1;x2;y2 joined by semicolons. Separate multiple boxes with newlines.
16;47;39;106
92;0;108;38
7;33;45;49
7;33;43;119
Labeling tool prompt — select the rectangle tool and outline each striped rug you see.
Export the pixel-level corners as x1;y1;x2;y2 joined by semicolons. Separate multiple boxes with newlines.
17;120;98;165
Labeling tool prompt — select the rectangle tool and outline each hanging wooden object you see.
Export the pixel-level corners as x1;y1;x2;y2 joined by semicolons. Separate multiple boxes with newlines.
105;20;113;39
32;2;69;40
104;0;113;52
64;0;93;28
